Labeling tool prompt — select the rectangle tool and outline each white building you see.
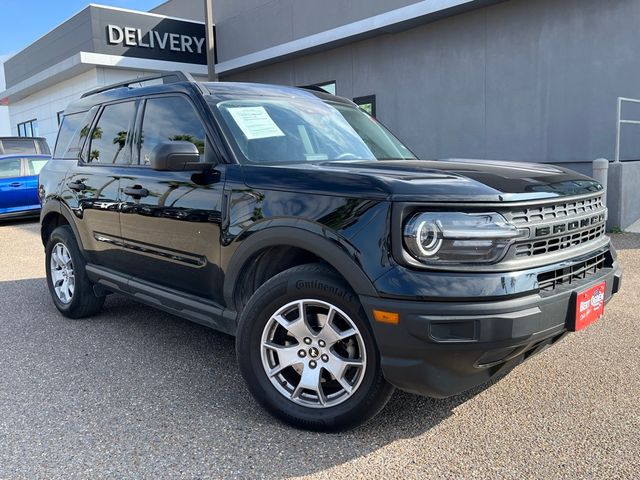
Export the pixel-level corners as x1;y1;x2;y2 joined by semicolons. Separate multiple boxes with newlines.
0;4;208;148
0;55;11;136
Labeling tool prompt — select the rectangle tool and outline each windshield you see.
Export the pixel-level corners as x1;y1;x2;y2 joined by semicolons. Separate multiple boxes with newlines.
209;96;416;164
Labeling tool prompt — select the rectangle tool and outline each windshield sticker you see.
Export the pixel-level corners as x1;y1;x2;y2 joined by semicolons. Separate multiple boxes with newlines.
227;106;285;140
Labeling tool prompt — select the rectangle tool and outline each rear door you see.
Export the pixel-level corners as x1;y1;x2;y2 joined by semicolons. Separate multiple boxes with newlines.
22;156;50;209
118;94;225;302
65;100;137;270
0;158;25;213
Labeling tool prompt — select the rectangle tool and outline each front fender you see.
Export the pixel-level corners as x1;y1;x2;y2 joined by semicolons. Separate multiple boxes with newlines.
222;222;378;308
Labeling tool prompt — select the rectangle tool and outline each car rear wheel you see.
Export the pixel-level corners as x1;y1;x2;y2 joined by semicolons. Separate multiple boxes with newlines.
45;225;105;319
236;263;394;431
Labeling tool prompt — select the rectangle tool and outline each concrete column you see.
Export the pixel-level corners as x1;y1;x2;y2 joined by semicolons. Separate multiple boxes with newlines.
204;0;217;81
593;158;609;206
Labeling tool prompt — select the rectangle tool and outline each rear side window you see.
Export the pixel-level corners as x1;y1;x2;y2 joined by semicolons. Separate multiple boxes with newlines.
54;112;87;159
25;157;49;175
138;96;205;165
0;159;21;178
2;139;36;155
87;101;136;165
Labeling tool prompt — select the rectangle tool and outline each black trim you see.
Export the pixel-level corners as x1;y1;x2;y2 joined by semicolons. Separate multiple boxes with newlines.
223;226;378;306
361;263;622;397
93;232;207;267
85;264;237;335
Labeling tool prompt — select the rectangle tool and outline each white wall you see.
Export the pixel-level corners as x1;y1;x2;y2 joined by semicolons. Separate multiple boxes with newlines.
0;55;11;136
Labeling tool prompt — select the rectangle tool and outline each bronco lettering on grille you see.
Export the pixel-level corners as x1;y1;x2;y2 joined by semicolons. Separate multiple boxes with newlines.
534;213;605;239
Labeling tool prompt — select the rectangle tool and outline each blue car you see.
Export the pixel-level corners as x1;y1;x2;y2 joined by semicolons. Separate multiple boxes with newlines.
0;154;50;219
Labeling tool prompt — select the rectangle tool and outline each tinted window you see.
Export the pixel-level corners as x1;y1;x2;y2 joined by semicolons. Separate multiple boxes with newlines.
25;157;49;175
36;139;51;155
2;139;36;154
0;159;21;179
54;112;87;159
88;102;136;164
138;96;205;165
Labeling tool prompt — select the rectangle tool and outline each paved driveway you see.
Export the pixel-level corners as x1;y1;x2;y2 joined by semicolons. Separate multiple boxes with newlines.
0;220;638;479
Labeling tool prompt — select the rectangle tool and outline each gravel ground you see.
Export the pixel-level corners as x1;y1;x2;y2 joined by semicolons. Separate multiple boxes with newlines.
0;220;638;479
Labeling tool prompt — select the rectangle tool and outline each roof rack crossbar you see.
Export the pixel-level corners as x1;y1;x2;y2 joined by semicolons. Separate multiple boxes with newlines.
81;71;195;98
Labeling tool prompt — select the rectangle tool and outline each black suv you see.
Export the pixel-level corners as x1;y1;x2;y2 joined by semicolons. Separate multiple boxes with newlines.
39;72;622;431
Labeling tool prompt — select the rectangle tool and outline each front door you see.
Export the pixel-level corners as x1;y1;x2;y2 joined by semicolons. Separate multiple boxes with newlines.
119;95;225;303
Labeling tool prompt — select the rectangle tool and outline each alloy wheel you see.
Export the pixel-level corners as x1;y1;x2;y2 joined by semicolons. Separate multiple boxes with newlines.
50;242;75;304
260;299;367;408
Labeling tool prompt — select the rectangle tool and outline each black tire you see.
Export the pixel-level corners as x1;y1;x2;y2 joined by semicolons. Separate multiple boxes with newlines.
45;225;105;319
236;263;394;431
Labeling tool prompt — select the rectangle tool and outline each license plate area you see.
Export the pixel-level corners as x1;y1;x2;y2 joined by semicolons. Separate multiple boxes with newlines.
571;281;606;331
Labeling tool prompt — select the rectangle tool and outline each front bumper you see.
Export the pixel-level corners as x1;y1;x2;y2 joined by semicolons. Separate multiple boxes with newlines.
360;259;623;398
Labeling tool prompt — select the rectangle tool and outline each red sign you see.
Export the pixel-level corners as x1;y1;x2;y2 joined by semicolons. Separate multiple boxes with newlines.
573;282;606;331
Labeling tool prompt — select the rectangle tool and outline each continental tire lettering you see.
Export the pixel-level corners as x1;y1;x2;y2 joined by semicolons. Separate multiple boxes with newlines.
295;280;352;300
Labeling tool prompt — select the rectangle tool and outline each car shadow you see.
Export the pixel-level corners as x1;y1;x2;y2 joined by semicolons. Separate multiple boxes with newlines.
1;276;505;478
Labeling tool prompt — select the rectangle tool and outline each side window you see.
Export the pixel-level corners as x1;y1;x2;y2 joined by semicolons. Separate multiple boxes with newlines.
2;139;36;155
87;102;136;164
25;157;49;175
0;159;21;179
138;96;205;166
54;112;86;159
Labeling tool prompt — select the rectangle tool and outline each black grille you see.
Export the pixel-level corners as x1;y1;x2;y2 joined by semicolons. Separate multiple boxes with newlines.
510;195;604;225
515;223;606;257
503;194;608;259
537;253;606;293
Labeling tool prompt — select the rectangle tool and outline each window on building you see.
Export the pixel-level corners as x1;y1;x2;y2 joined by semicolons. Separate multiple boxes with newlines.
17;119;38;137
298;81;337;95
317;81;336;95
138;96;206;165
0;159;21;179
353;95;376;117
88;102;136;164
57;111;65;126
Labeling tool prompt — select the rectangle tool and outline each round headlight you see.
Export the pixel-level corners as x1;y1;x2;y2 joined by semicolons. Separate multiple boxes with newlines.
402;211;520;265
405;217;443;258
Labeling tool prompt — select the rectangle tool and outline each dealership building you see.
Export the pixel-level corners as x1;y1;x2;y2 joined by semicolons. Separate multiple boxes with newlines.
2;0;639;229
209;0;640;229
0;2;207;147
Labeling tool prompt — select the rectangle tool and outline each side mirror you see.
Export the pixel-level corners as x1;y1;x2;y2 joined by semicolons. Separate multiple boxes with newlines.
150;141;212;172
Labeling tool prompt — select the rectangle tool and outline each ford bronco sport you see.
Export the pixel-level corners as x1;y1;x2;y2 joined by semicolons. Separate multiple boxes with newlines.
39;72;622;431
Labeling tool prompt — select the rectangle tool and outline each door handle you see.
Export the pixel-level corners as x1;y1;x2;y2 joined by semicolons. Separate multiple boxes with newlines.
67;181;86;192
124;186;149;198
9;182;22;187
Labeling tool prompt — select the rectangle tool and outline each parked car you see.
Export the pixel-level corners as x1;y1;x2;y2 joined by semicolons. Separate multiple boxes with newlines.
0;136;51;155
0;154;50;219
38;72;622;431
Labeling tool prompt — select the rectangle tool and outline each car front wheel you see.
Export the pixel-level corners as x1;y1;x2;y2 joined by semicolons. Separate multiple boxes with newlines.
236;264;394;431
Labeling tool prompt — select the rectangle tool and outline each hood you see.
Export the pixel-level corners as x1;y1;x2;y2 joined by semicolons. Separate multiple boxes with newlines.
240;159;603;203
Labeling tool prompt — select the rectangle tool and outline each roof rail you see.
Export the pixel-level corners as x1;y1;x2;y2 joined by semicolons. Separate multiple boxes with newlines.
81;71;196;98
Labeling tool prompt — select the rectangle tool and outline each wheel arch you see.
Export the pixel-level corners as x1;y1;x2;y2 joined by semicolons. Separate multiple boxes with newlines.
40;200;83;251
223;226;377;312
